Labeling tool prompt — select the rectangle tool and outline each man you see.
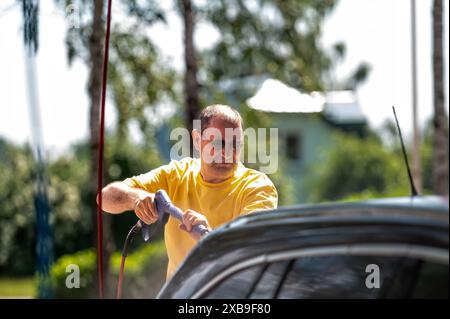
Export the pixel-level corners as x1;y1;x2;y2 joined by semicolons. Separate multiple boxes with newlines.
99;104;278;279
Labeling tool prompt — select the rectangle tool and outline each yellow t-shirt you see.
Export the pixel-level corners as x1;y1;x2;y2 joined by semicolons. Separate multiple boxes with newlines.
123;157;278;279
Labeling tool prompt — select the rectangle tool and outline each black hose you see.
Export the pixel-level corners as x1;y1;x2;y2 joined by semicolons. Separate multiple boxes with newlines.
116;221;142;299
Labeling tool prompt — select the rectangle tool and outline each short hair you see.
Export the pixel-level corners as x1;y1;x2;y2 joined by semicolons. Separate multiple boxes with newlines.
199;104;244;132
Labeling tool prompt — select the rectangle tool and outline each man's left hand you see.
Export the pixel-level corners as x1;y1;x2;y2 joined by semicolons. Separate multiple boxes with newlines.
180;209;212;241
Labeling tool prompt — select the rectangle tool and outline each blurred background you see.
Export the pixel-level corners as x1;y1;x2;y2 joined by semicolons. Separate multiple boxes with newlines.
0;0;448;298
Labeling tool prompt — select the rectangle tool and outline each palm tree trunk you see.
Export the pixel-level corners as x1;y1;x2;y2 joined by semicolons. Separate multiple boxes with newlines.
89;0;114;297
181;0;200;138
432;0;449;196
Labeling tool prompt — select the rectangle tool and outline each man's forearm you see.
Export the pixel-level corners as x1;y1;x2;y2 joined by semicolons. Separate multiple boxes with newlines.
99;181;143;214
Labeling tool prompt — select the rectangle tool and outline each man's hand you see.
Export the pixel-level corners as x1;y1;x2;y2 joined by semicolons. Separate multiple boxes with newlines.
133;190;158;225
180;209;212;241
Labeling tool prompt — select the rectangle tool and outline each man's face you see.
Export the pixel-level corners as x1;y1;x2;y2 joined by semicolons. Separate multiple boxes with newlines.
193;117;243;181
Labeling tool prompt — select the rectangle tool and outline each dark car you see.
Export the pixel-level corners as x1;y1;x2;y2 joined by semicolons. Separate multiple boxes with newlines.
157;196;449;299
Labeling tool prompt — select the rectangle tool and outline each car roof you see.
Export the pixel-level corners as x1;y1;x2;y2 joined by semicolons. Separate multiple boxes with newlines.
157;196;449;298
224;195;449;230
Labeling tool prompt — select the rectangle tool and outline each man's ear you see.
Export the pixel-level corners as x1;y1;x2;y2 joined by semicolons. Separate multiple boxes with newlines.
192;129;201;153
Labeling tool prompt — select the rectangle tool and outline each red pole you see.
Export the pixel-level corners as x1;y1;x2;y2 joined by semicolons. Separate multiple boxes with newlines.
97;0;113;299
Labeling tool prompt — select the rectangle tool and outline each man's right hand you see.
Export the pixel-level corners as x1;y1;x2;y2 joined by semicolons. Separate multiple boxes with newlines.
133;190;158;225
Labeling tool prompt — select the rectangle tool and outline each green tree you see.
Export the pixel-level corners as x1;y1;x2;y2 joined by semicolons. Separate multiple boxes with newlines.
55;0;174;295
199;0;370;93
0;134;165;276
108;30;177;146
0;139;89;275
306;133;410;202
0;139;35;275
179;0;201;133
54;0;115;295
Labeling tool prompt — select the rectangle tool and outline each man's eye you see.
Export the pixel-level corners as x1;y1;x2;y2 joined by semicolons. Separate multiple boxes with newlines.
209;140;242;150
211;141;222;148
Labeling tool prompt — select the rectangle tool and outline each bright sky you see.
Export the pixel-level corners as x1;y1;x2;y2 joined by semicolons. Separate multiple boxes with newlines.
0;0;448;154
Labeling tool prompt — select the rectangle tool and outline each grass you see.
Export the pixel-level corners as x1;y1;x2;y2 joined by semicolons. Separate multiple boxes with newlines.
0;277;36;298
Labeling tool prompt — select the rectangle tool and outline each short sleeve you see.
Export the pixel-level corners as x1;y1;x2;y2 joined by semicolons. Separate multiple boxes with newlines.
123;162;173;194
240;175;278;216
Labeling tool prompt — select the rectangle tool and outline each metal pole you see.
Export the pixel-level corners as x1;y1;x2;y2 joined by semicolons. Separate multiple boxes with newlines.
411;0;422;192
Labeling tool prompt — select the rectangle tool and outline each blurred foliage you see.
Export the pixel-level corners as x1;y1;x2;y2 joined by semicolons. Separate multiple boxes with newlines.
0;135;162;276
306;132;408;202
54;0;166;64
55;0;178;146
47;146;92;257
108;28;178;145
51;249;96;298
0;139;35;275
198;0;370;92
57;0;369;95
338;188;415;203
306;128;434;202
379;118;434;195
51;240;167;298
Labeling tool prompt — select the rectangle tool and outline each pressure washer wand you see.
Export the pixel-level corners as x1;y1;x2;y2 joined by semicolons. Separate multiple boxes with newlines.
116;189;210;299
153;189;210;237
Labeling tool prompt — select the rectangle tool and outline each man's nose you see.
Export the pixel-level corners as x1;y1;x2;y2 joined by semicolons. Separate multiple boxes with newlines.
221;146;234;161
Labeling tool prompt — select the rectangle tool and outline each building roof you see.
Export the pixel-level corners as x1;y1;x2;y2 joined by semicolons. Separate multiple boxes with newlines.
246;78;366;124
247;78;324;113
322;90;366;124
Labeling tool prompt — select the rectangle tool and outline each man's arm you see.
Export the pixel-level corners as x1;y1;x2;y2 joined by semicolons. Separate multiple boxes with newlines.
97;181;158;224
